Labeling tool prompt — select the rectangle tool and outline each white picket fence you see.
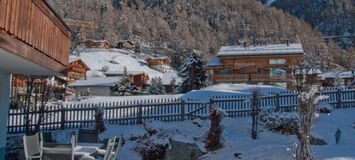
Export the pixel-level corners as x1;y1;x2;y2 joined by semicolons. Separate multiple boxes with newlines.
7;88;355;133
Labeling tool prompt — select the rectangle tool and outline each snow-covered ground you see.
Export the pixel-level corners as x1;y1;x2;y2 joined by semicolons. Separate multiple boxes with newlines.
73;48;163;78
48;108;355;160
64;84;287;104
182;83;288;100
66;94;183;104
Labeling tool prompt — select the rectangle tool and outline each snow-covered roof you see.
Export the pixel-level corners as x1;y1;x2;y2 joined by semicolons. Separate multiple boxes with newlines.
207;56;223;67
77;48;163;79
182;84;288;100
319;71;355;79
217;43;304;56
338;71;355;78
69;55;80;63
161;72;183;85
69;55;90;70
68;77;120;87
104;71;145;76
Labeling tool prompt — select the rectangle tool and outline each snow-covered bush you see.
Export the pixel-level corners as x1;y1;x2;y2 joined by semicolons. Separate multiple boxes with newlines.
101;65;109;72
259;107;299;134
134;135;169;160
109;56;119;64
259;107;276;122
315;102;333;113
135;121;171;160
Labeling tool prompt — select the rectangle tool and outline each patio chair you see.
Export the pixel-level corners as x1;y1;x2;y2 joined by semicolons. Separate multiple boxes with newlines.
110;136;123;160
23;133;43;160
101;136;116;160
42;133;93;160
78;129;99;143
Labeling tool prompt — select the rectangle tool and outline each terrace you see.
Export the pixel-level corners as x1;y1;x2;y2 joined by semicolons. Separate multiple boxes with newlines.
0;0;71;158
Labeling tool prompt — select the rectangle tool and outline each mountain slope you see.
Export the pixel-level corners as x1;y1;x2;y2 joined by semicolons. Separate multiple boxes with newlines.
48;0;354;70
264;0;355;48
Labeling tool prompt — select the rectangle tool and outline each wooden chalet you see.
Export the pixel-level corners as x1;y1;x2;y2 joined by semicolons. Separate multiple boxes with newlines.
104;71;150;90
116;40;135;49
145;56;172;73
146;56;172;66
68;56;90;81
0;0;71;156
207;43;304;86
82;39;110;49
319;71;355;87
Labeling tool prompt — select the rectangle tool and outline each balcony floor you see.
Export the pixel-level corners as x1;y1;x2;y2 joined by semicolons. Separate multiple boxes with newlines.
0;47;57;75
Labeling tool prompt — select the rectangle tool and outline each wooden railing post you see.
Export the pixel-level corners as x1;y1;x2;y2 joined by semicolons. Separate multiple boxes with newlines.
180;100;185;121
337;88;342;108
137;104;143;124
275;93;280;111
209;98;214;112
60;106;66;130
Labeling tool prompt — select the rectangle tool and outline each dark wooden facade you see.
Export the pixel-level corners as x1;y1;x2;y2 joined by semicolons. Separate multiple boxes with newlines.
0;0;71;74
130;73;149;90
210;55;303;83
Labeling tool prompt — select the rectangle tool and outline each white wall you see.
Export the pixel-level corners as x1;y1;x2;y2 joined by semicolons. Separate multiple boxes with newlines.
75;86;112;96
0;73;10;160
151;65;172;73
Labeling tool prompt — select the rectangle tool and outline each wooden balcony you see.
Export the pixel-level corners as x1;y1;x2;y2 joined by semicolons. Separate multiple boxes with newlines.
0;0;71;75
214;74;291;82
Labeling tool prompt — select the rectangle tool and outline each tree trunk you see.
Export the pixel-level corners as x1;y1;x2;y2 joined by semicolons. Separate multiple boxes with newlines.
205;109;223;151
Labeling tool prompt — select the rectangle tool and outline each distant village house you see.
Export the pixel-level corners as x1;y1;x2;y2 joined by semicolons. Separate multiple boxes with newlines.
116;40;135;49
82;39;110;49
145;56;172;73
104;71;149;91
68;77;120;96
67;56;90;82
161;72;182;93
319;71;355;87
207;43;304;88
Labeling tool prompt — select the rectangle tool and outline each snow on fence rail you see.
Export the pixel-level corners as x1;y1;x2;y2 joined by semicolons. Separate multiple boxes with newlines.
7;88;355;134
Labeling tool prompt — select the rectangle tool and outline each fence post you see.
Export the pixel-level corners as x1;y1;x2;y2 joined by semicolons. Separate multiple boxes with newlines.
60;106;66;130
275;93;280;112
337;88;342;108
209;98;214;112
137;104;143;124
180;100;185;121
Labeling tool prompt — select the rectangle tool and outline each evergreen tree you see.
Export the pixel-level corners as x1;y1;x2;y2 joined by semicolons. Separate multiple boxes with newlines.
169;78;178;94
148;77;166;95
179;51;207;93
113;66;132;96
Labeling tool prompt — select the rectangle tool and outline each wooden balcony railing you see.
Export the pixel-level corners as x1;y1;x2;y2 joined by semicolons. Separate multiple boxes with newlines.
0;0;71;73
214;74;291;82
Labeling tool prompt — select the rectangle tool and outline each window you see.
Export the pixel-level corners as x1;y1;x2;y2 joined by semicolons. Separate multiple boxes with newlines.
270;68;286;76
219;68;233;75
240;68;248;74
269;59;286;65
256;68;264;74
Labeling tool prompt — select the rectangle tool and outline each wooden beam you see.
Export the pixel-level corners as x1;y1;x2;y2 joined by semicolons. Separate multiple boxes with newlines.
0;31;67;75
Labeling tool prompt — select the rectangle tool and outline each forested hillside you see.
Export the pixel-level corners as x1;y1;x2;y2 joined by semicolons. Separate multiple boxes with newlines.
265;0;355;48
47;0;354;70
